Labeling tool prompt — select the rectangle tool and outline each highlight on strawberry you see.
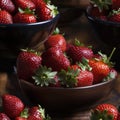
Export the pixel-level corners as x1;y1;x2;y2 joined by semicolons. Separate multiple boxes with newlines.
16;30;117;88
89;0;120;23
0;0;59;24
90;103;119;120
0;94;51;120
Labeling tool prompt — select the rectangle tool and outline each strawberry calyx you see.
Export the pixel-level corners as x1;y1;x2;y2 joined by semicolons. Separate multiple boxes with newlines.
109;8;120;16
90;0;112;11
97;48;116;67
32;66;57;87
77;58;92;71
20;107;29;118
47;3;59;18
52;27;60;35
18;8;35;15
58;68;80;88
21;48;40;56
91;109;114;120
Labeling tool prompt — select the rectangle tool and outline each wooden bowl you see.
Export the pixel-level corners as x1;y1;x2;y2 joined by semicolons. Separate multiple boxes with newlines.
19;78;115;112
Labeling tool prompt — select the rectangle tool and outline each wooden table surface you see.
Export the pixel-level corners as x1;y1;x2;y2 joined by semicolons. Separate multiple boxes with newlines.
0;11;120;120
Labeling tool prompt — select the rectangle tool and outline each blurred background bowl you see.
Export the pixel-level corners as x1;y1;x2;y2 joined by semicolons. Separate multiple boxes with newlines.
0;14;59;72
19;78;115;113
85;6;120;70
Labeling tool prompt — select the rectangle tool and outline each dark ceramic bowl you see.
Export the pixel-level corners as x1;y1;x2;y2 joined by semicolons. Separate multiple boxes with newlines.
19;78;115;112
85;7;120;70
0;14;59;60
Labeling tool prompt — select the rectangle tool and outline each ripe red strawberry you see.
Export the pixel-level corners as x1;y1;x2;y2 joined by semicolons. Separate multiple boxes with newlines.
117;112;120;120
17;49;42;81
66;40;93;63
15;117;27;120
14;0;35;10
0;0;15;13
0;10;13;24
76;70;93;87
112;0;120;9
13;8;37;23
0;113;10;120
36;1;58;21
2;94;24;118
109;9;120;22
89;59;110;84
44;29;66;52
28;106;44;120
91;103;118;120
42;46;70;71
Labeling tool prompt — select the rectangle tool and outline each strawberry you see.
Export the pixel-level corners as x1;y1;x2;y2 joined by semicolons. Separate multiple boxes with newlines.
14;0;35;10
44;28;67;52
13;8;37;23
42;46;70;71
15;117;27;120
2;94;24;118
16;49;42;81
89;59;110;84
91;103;118;120
109;9;120;22
66;40;93;63
0;10;13;24
117;112;120;120
58;66;93;87
28;106;44;120
36;1;58;21
76;70;93;87
0;113;10;120
89;48;116;84
32;66;58;87
112;0;120;9
0;0;15;13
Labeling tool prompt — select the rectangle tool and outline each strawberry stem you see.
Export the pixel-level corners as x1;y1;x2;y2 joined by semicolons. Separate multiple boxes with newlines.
107;47;116;63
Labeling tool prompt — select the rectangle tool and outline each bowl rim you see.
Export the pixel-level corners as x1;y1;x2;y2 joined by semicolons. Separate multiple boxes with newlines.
0;14;60;27
86;6;120;27
20;78;115;90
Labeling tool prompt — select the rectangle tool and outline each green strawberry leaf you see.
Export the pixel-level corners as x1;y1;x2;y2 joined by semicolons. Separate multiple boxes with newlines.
18;8;35;15
32;66;57;87
90;0;112;11
58;68;80;87
53;27;60;35
91;109;114;120
20;107;29;118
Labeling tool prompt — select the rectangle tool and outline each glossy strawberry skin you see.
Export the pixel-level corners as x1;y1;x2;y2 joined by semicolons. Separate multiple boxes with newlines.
44;34;67;52
14;0;35;10
0;113;10;120
28;106;43;120
0;0;15;13
112;0;120;9
42;47;70;71
95;103;118;120
67;44;93;63
89;59;110;84
17;51;42;81
2;94;24;118
13;13;37;23
36;3;52;21
15;117;27;120
109;13;120;22
76;70;93;87
0;10;13;24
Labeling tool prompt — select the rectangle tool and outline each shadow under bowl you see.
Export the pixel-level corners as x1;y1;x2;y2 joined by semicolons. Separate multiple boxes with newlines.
0;14;59;60
20;78;115;112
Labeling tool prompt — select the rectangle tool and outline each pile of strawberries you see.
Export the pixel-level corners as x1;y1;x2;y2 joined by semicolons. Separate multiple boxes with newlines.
90;0;120;22
0;0;58;24
91;103;120;120
16;28;117;88
0;94;51;120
